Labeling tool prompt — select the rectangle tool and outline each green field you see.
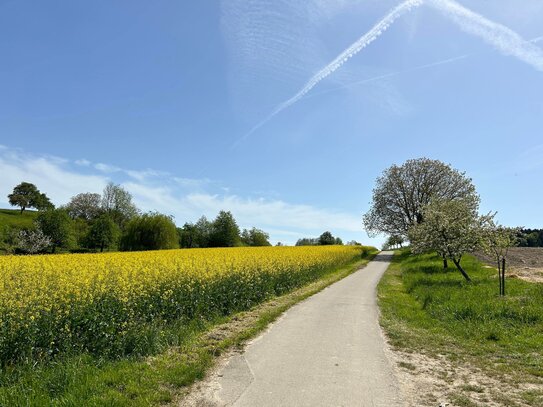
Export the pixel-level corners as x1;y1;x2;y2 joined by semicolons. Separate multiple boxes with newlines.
379;250;543;406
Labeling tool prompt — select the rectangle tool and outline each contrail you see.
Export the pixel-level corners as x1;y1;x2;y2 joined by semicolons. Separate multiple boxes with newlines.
303;54;469;100
232;0;424;147
427;0;543;71
304;34;542;99
234;0;543;146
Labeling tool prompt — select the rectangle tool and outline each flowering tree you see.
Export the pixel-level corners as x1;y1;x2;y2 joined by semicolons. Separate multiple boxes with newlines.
479;217;518;296
16;228;52;254
409;198;483;282
363;158;478;238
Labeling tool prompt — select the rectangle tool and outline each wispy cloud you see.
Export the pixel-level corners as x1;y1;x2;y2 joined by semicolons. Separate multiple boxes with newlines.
94;163;121;173
233;0;424;146
233;0;543;145
74;159;91;167
427;0;543;71
0;146;363;244
0;149;108;205
303;54;469;100
303;33;543;99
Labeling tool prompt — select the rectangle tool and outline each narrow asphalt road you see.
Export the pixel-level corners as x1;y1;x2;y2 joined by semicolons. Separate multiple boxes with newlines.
213;251;403;407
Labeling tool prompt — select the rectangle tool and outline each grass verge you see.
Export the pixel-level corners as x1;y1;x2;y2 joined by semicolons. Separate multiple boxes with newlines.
378;250;543;406
0;251;377;406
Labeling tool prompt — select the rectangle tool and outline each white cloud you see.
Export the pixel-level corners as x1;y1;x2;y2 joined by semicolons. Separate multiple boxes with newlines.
74;159;91;166
427;0;543;71
173;177;211;188
0;149;107;205
94;162;121;173
0;146;364;244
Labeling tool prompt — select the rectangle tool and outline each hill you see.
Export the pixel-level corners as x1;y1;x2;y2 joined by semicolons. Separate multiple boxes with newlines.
0;208;38;230
0;208;38;254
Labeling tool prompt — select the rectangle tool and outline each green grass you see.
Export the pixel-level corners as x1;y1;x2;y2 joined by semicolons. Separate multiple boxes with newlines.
0;208;38;229
0;208;38;254
0;250;377;406
378;249;543;405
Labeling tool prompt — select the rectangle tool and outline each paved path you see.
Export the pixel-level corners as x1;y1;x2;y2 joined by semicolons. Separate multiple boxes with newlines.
214;251;403;407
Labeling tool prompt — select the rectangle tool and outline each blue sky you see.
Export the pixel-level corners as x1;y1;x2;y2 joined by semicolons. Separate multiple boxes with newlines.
1;0;542;246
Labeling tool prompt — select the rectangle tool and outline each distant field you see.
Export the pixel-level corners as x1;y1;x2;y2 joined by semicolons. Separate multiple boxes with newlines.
0;208;38;229
474;247;543;283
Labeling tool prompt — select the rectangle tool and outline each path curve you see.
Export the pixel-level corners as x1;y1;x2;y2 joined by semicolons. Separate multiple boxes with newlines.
211;251;403;407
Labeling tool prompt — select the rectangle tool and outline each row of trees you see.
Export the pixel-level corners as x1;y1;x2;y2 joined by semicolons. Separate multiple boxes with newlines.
4;182;271;254
516;229;543;247
295;231;343;246
364;158;518;294
177;212;271;248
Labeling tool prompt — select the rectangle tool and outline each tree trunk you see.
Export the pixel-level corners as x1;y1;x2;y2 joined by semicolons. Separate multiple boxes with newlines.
452;258;471;282
501;258;506;296
442;255;448;269
498;257;502;295
100;241;104;253
20;206;25;214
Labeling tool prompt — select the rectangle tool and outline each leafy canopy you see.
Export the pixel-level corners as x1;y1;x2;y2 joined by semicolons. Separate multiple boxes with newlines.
121;212;179;251
408;199;483;281
364;158;477;238
8;182;53;213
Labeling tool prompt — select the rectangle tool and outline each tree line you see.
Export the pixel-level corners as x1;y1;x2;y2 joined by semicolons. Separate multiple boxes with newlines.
295;231;346;246
516;229;543;247
177;213;271;249
2;182;272;254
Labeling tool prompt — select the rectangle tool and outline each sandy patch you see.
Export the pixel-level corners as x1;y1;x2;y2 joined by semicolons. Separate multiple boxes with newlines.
384;343;542;407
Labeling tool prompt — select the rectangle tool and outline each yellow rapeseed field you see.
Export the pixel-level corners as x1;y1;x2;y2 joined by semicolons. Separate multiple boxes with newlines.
0;245;369;365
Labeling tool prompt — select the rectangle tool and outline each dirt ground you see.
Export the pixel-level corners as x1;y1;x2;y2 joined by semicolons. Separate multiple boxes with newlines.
385;344;543;407
473;247;543;283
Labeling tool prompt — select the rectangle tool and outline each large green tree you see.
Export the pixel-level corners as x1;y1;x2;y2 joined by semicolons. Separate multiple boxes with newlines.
318;231;336;245
210;211;241;247
363;158;478;238
85;214;120;252
121;212;179;251
66;192;102;220
178;216;213;248
241;227;271;246
101;183;139;228
8;182;53;213
36;209;74;253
